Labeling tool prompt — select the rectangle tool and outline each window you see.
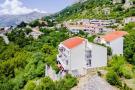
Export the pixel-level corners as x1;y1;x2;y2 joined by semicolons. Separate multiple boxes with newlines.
87;59;91;67
66;60;68;65
107;41;110;45
86;50;92;58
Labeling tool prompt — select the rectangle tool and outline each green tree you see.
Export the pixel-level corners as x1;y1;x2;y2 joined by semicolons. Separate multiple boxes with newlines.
35;77;56;90
17;21;27;28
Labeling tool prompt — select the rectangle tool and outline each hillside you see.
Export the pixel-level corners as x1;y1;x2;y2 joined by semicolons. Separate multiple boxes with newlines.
0;0;135;90
47;0;135;22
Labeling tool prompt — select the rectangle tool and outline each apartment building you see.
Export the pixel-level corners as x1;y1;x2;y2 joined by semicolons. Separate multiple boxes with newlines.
94;31;128;55
67;24;113;35
57;37;107;76
89;19;116;27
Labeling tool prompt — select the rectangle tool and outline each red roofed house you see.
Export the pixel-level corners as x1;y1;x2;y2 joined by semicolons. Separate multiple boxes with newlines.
57;37;107;76
94;31;128;55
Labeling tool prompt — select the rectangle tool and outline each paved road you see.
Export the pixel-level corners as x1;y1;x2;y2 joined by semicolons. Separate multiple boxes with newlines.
0;34;9;44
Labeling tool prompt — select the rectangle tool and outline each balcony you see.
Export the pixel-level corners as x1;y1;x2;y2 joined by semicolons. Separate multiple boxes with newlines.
57;54;68;70
58;47;69;57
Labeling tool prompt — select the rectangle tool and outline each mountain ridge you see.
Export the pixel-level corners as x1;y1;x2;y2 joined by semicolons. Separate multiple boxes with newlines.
0;11;49;27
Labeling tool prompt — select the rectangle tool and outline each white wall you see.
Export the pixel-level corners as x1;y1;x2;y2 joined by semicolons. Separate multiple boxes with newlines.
70;41;86;71
106;37;124;55
58;39;108;76
90;43;107;68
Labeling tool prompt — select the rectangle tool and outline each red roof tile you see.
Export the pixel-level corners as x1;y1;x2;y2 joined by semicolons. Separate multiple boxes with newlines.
62;37;85;49
102;31;128;42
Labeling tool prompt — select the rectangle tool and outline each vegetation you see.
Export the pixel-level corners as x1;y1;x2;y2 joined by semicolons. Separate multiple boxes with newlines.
106;70;122;86
6;28;33;48
124;22;135;64
106;56;134;89
0;0;135;90
0;26;78;90
24;74;77;90
46;0;135;22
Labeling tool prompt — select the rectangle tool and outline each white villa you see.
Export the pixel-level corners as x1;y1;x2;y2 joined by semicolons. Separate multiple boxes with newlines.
94;31;128;55
57;37;107;76
124;17;135;24
29;27;43;39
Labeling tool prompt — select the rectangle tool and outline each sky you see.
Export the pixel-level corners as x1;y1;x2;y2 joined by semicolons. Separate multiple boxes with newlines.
0;0;77;15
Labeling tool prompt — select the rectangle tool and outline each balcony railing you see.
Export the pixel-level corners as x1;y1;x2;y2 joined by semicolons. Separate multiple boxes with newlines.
57;55;68;70
58;48;69;57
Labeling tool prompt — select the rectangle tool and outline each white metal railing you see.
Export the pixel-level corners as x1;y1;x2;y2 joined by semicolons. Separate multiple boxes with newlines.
57;55;68;70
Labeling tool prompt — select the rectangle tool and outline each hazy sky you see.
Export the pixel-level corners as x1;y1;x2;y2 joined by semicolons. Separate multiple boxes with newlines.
0;0;77;15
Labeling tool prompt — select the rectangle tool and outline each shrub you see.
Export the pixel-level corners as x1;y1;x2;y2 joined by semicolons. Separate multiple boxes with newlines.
56;74;78;90
24;81;36;90
35;77;56;90
106;70;122;87
121;66;133;79
121;83;132;90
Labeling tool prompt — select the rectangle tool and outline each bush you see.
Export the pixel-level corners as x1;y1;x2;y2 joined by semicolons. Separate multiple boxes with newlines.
106;70;122;87
56;74;78;90
35;77;56;90
24;81;36;90
0;81;13;90
121;66;133;79
121;83;132;90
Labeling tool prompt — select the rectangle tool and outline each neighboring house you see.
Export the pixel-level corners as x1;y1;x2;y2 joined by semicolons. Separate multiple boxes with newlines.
124;17;135;24
102;7;110;16
0;34;9;44
29;27;43;39
89;19;116;27
113;0;122;4
0;27;12;34
0;28;5;34
94;31;128;55
124;0;133;9
67;24;114;35
76;19;90;25
56;37;107;76
55;24;62;29
65;19;116;27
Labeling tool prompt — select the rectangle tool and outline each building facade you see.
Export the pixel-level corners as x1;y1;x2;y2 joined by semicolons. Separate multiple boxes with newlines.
94;31;128;55
124;17;135;24
89;19;116;27
113;0;122;4
57;37;107;76
67;24;114;35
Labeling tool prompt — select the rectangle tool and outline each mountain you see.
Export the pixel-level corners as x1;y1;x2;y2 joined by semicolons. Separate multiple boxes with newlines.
0;11;49;27
49;0;135;22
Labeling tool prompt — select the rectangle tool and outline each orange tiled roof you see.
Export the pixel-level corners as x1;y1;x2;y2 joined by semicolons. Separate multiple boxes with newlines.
62;37;85;49
102;31;128;42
